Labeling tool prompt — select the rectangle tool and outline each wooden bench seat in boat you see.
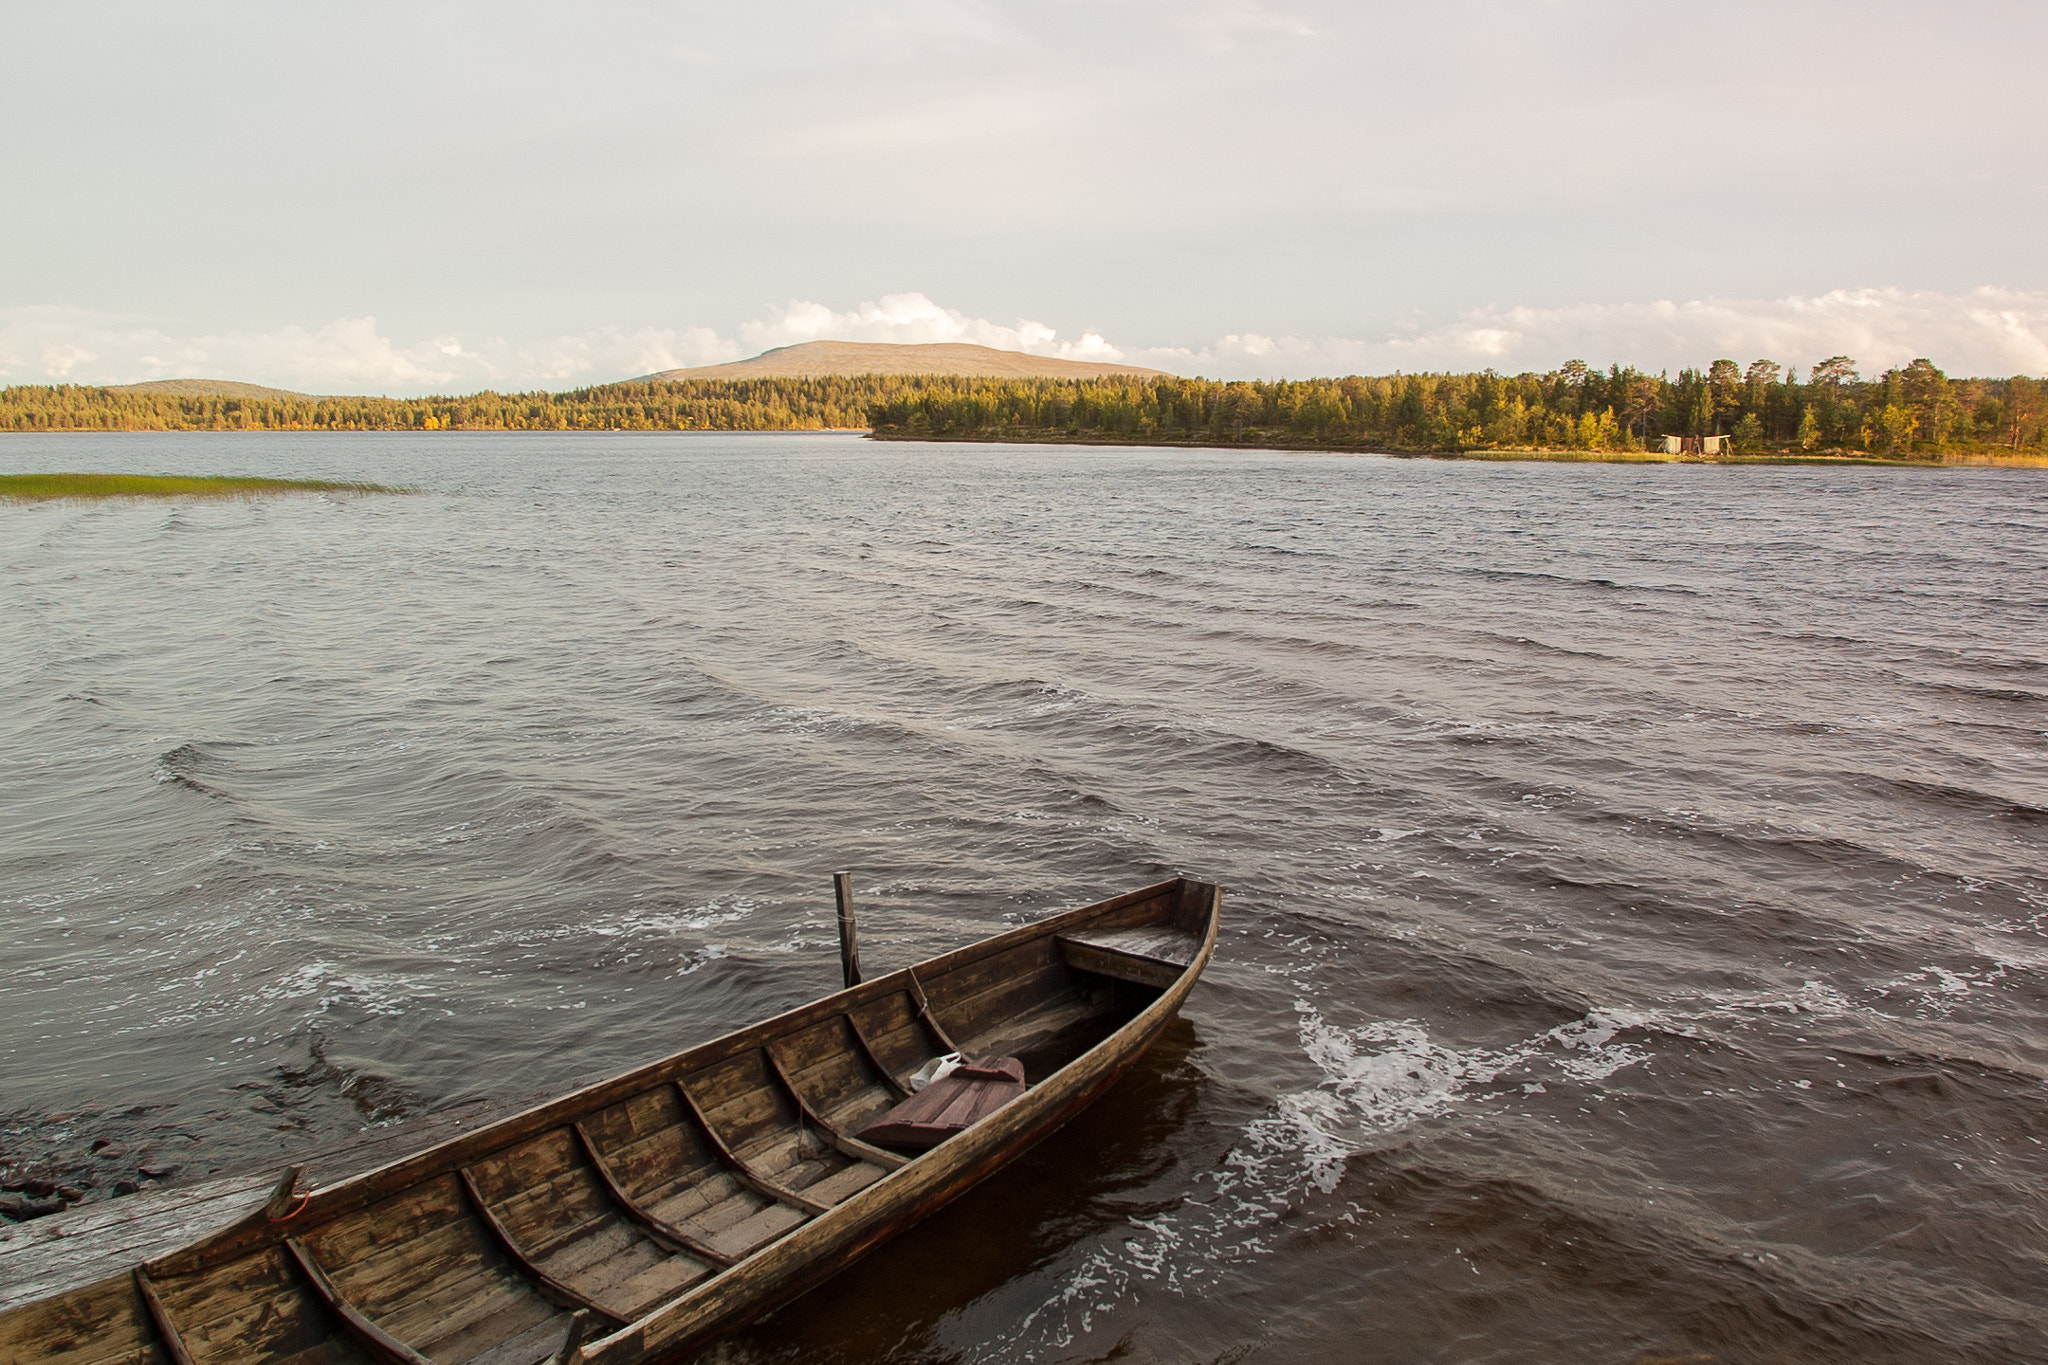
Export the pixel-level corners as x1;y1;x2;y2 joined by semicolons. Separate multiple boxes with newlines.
852;1058;1026;1150
1056;925;1201;989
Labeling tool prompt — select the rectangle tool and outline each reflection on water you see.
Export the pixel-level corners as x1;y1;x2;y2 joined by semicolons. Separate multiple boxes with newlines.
2;433;2045;1362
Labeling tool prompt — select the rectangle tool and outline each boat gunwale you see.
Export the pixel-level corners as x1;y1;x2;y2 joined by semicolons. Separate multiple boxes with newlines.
144;877;1192;1278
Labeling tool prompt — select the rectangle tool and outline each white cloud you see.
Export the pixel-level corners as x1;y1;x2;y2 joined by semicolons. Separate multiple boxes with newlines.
738;292;1119;364
1122;288;2048;380
2;287;2042;396
0;308;739;394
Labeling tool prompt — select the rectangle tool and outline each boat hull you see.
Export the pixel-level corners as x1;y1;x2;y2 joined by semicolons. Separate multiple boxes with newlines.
0;877;1221;1365
601;937;1205;1362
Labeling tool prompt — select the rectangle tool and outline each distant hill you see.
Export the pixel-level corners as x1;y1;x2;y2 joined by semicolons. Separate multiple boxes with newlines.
638;340;1170;382
110;378;315;400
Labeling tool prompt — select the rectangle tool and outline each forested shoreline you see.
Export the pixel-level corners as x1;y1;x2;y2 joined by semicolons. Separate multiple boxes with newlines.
867;359;2044;459
3;358;2042;460
0;376;916;433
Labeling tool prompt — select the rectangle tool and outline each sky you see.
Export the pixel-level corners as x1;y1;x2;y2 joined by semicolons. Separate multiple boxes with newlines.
3;0;2045;393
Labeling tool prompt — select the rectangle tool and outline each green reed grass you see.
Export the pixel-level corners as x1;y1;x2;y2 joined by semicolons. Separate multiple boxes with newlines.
0;473;406;502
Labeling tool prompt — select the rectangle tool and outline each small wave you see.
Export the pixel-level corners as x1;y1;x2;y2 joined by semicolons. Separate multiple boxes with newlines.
1870;774;2048;825
278;1032;426;1122
1505;634;1616;660
1466;567;1702;597
1231;541;1340;558
1919;681;2048;704
152;742;226;798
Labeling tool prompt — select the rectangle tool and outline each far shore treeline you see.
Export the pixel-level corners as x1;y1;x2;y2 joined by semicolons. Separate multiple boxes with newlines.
2;359;2042;460
869;360;2045;460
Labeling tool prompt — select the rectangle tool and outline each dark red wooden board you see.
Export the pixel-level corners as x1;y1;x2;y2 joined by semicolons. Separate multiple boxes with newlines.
853;1057;1026;1150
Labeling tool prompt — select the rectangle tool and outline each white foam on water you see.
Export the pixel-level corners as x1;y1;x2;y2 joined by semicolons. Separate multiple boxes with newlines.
116;959;431;1034
1688;958;2036;1030
1703;977;1859;1019
759;703;865;736
973;999;1654;1359
1277;1001;1652;1190
429;900;760;953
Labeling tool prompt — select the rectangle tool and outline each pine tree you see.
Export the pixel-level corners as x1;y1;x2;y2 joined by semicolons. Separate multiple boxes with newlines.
1797;405;1821;450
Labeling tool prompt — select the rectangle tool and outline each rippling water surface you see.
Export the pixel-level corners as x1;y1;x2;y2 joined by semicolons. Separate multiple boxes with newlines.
3;433;2046;1362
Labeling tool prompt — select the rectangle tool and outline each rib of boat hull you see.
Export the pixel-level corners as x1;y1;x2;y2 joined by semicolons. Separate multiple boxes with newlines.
1;878;1219;1365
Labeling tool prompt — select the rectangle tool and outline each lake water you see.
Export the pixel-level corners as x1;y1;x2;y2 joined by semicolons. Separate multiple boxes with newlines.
3;432;2045;1362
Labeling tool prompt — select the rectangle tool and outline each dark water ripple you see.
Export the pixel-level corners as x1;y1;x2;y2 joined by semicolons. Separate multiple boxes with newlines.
2;433;2045;1363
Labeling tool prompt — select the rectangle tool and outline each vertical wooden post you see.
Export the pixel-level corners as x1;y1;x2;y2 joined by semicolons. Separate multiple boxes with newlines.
834;872;862;989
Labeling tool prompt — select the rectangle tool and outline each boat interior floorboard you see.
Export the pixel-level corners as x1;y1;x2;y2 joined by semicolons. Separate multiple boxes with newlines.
268;1340;370;1365
700;1205;805;1262
382;1266;545;1360
411;1288;557;1365
455;1314;574;1365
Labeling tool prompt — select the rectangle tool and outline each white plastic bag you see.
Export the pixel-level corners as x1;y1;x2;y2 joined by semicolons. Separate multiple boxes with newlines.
906;1052;963;1092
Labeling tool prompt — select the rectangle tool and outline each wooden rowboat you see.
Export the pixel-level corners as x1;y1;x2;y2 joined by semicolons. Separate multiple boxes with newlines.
3;877;1220;1365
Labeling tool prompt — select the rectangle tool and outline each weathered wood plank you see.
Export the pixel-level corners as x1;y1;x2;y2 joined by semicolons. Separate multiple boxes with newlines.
961;993;1107;1066
833;873;862;989
903;972;960;1053
576;1087;674;1151
446;1310;571;1365
691;1202;806;1264
310;1201;492;1318
1061;925;1198;966
837;1013;912;1099
126;1271;192;1365
669;1085;825;1217
177;1282;333;1365
372;1259;537;1358
533;1221;644;1283
845;993;934;1081
282;1239;434;1365
267;1339;365;1365
594;1112;720;1202
760;1046;907;1174
0;1274;161;1365
0;1175;279;1314
596;1255;708;1321
571;1124;732;1270
298;1178;466;1274
637;1174;755;1232
853;1058;1027;1150
797;1163;887;1207
818;1083;898;1135
455;1169;626;1327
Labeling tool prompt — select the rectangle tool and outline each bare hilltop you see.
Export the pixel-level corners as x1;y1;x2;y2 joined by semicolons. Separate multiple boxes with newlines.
640;340;1169;382
107;378;314;400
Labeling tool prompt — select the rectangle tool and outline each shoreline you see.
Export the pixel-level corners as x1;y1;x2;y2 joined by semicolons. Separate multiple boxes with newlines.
0;473;408;502
863;431;2048;468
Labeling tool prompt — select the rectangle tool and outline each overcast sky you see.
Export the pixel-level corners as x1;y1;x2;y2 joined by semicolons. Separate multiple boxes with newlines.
4;0;2044;392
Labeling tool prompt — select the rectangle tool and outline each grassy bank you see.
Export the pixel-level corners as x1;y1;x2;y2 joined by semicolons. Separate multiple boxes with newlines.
1418;448;1942;467
1418;448;2048;468
867;430;2042;468
0;473;406;502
